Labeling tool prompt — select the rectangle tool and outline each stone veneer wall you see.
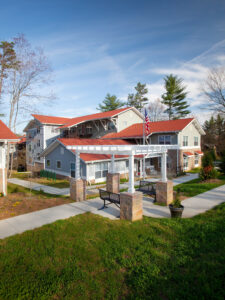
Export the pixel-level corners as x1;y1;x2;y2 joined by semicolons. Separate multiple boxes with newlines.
180;148;202;171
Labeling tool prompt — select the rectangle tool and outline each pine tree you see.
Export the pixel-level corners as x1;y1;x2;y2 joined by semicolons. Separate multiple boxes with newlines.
97;93;125;112
161;74;190;119
127;82;148;111
0;41;18;99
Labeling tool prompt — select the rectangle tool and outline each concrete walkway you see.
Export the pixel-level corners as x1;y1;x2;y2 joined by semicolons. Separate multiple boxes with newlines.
0;183;224;239
8;173;199;196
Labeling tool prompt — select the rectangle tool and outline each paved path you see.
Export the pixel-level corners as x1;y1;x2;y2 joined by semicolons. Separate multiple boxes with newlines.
8;173;199;196
0;183;224;239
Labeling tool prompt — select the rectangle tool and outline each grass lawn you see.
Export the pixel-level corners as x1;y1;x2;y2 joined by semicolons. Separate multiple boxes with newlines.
0;204;225;299
187;167;200;174
0;184;72;220
174;175;225;198
11;172;70;188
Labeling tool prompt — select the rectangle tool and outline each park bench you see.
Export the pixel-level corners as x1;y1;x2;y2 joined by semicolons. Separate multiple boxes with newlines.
137;180;156;202
99;189;120;209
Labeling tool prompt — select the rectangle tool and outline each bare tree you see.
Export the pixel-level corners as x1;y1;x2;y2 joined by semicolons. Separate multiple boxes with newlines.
203;67;225;114
147;98;166;121
5;34;55;175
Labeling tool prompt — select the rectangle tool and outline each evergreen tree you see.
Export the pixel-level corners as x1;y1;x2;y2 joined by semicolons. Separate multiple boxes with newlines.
161;74;190;119
97;93;125;112
202;114;225;155
0;41;18;98
127;82;148;111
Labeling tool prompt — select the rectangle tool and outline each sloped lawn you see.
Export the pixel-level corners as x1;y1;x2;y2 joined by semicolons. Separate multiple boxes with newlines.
174;175;225;197
0;203;225;299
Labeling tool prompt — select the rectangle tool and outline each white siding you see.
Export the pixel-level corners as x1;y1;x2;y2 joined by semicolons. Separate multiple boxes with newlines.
117;109;143;132
178;121;201;147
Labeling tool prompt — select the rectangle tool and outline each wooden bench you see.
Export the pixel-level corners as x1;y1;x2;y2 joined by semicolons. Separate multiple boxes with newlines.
137;180;156;202
99;189;120;209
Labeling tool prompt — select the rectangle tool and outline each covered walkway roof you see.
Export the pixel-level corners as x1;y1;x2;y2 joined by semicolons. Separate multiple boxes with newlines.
67;144;179;193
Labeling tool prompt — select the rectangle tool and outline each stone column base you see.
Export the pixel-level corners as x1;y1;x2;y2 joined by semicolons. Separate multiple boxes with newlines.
156;181;173;205
120;192;143;221
106;173;120;193
70;178;86;202
0;168;7;196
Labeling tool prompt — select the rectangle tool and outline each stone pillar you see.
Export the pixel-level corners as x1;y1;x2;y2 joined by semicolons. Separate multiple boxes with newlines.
106;173;120;193
70;178;86;201
120;192;143;221
156;180;173;205
0;168;7;196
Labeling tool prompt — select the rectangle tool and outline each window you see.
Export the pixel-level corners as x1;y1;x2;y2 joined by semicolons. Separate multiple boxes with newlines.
183;156;188;170
165;136;171;145
95;162;108;179
37;128;40;134
158;135;171;145
71;162;75;178
86;126;92;134
37;140;40;147
56;161;61;169
194;154;199;166
126;160;129;169
183;136;188;147
60;147;64;155
47;160;50;167
194;136;198;146
159;136;164;145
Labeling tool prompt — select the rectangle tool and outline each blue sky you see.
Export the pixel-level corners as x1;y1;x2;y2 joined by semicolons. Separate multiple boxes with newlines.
0;0;225;131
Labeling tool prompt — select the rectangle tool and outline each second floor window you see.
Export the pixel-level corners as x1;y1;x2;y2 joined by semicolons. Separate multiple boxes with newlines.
158;135;171;145
194;136;198;146
37;140;40;147
86;126;92;134
183;136;188;147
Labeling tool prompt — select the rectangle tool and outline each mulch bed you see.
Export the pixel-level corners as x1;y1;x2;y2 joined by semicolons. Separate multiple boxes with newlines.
0;192;72;220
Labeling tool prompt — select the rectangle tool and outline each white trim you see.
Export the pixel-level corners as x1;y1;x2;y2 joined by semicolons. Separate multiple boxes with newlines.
180;146;200;150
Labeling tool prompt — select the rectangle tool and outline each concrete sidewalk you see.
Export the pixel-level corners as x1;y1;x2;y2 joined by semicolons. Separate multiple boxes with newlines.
0;183;224;239
8;173;199;196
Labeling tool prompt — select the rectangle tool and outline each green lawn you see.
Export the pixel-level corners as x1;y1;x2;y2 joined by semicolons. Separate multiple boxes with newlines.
7;183;69;199
0;204;225;299
174;175;225;197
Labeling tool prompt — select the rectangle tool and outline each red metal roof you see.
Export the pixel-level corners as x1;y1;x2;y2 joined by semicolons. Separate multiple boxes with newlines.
0;120;19;140
32;114;71;125
59;138;131;146
195;150;203;155
59;138;132;162
103;118;194;139
183;152;194;156
60;107;131;129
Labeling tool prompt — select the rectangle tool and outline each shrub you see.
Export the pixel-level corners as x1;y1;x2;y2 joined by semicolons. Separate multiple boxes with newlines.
202;152;214;168
200;156;218;180
172;188;181;208
219;151;225;175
